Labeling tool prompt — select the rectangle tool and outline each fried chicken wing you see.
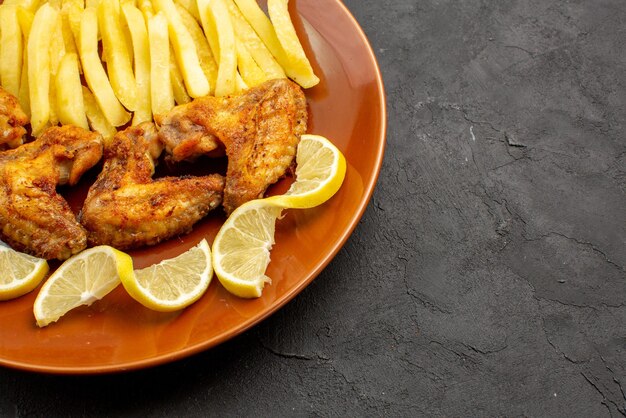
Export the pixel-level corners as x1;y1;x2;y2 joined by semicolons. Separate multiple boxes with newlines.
0;125;103;260
158;78;307;215
80;123;225;250
0;87;29;150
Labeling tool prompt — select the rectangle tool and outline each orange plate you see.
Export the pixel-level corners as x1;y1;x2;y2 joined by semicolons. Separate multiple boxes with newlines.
0;0;386;374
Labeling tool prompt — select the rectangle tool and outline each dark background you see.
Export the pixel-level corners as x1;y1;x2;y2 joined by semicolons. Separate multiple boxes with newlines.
2;0;625;416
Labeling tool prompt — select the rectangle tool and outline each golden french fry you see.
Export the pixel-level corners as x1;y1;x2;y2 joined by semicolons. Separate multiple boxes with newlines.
175;3;218;94
138;0;155;20
62;0;83;45
196;0;219;61
170;47;191;105
55;52;88;129
223;0;285;80
173;0;199;21
60;2;80;73
28;3;58;136
0;5;24;98
152;0;210;98
48;11;65;127
148;11;174;118
121;3;152;125
79;7;131;126
85;0;102;9
236;37;267;87
235;71;247;92
4;0;42;12
267;0;318;88
16;6;34;117
98;0;138;111
82;86;117;143
233;0;287;63
198;0;236;97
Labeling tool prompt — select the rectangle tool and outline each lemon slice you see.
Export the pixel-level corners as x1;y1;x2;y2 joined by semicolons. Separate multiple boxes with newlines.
33;246;133;327
0;245;49;301
268;134;347;209
213;134;346;298
121;239;213;312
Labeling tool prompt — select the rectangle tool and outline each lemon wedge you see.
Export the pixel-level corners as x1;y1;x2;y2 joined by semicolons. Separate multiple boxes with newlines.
121;239;213;312
33;246;133;327
212;134;346;298
268;134;347;209
0;245;49;301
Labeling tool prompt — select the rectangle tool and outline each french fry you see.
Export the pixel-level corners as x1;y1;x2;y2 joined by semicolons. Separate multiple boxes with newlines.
60;1;81;73
55;52;89;129
173;0;199;21
82;86;117;143
48;11;65;127
121;3;152;125
4;0;41;13
235;71;247;92
267;0;318;88
16;6;34;117
0;5;24;98
28;3;58;136
98;0;138;111
170;46;191;105
236;37;267;87
223;0;285;80
233;0;287;63
138;0;154;20
152;0;210;98
79;7;131;127
175;3;218;94
148;11;174;118
196;0;219;61
198;0;236;97
62;0;83;44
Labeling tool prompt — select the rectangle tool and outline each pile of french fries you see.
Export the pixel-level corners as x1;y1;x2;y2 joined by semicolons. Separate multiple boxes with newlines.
0;0;318;139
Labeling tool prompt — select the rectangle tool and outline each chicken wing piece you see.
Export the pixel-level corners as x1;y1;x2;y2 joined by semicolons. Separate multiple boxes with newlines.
158;78;307;215
80;123;225;250
0;125;103;260
0;87;29;150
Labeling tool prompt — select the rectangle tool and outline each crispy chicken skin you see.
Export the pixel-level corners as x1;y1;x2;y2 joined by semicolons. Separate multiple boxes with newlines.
80;123;225;250
0;125;103;260
0;87;29;150
158;78;307;215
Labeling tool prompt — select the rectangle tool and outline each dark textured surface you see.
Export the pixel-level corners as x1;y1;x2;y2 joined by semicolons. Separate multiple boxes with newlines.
1;0;625;416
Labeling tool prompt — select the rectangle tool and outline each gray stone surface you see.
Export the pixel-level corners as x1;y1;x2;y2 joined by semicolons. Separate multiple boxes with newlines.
1;0;625;416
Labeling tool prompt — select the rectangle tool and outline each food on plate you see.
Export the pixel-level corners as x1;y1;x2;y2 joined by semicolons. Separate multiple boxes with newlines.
0;0;342;317
158;78;307;214
80;122;224;250
0;244;49;301
0;87;28;150
0;125;103;260
121;238;213;312
33;245;133;327
1;0;318;133
212;134;346;298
